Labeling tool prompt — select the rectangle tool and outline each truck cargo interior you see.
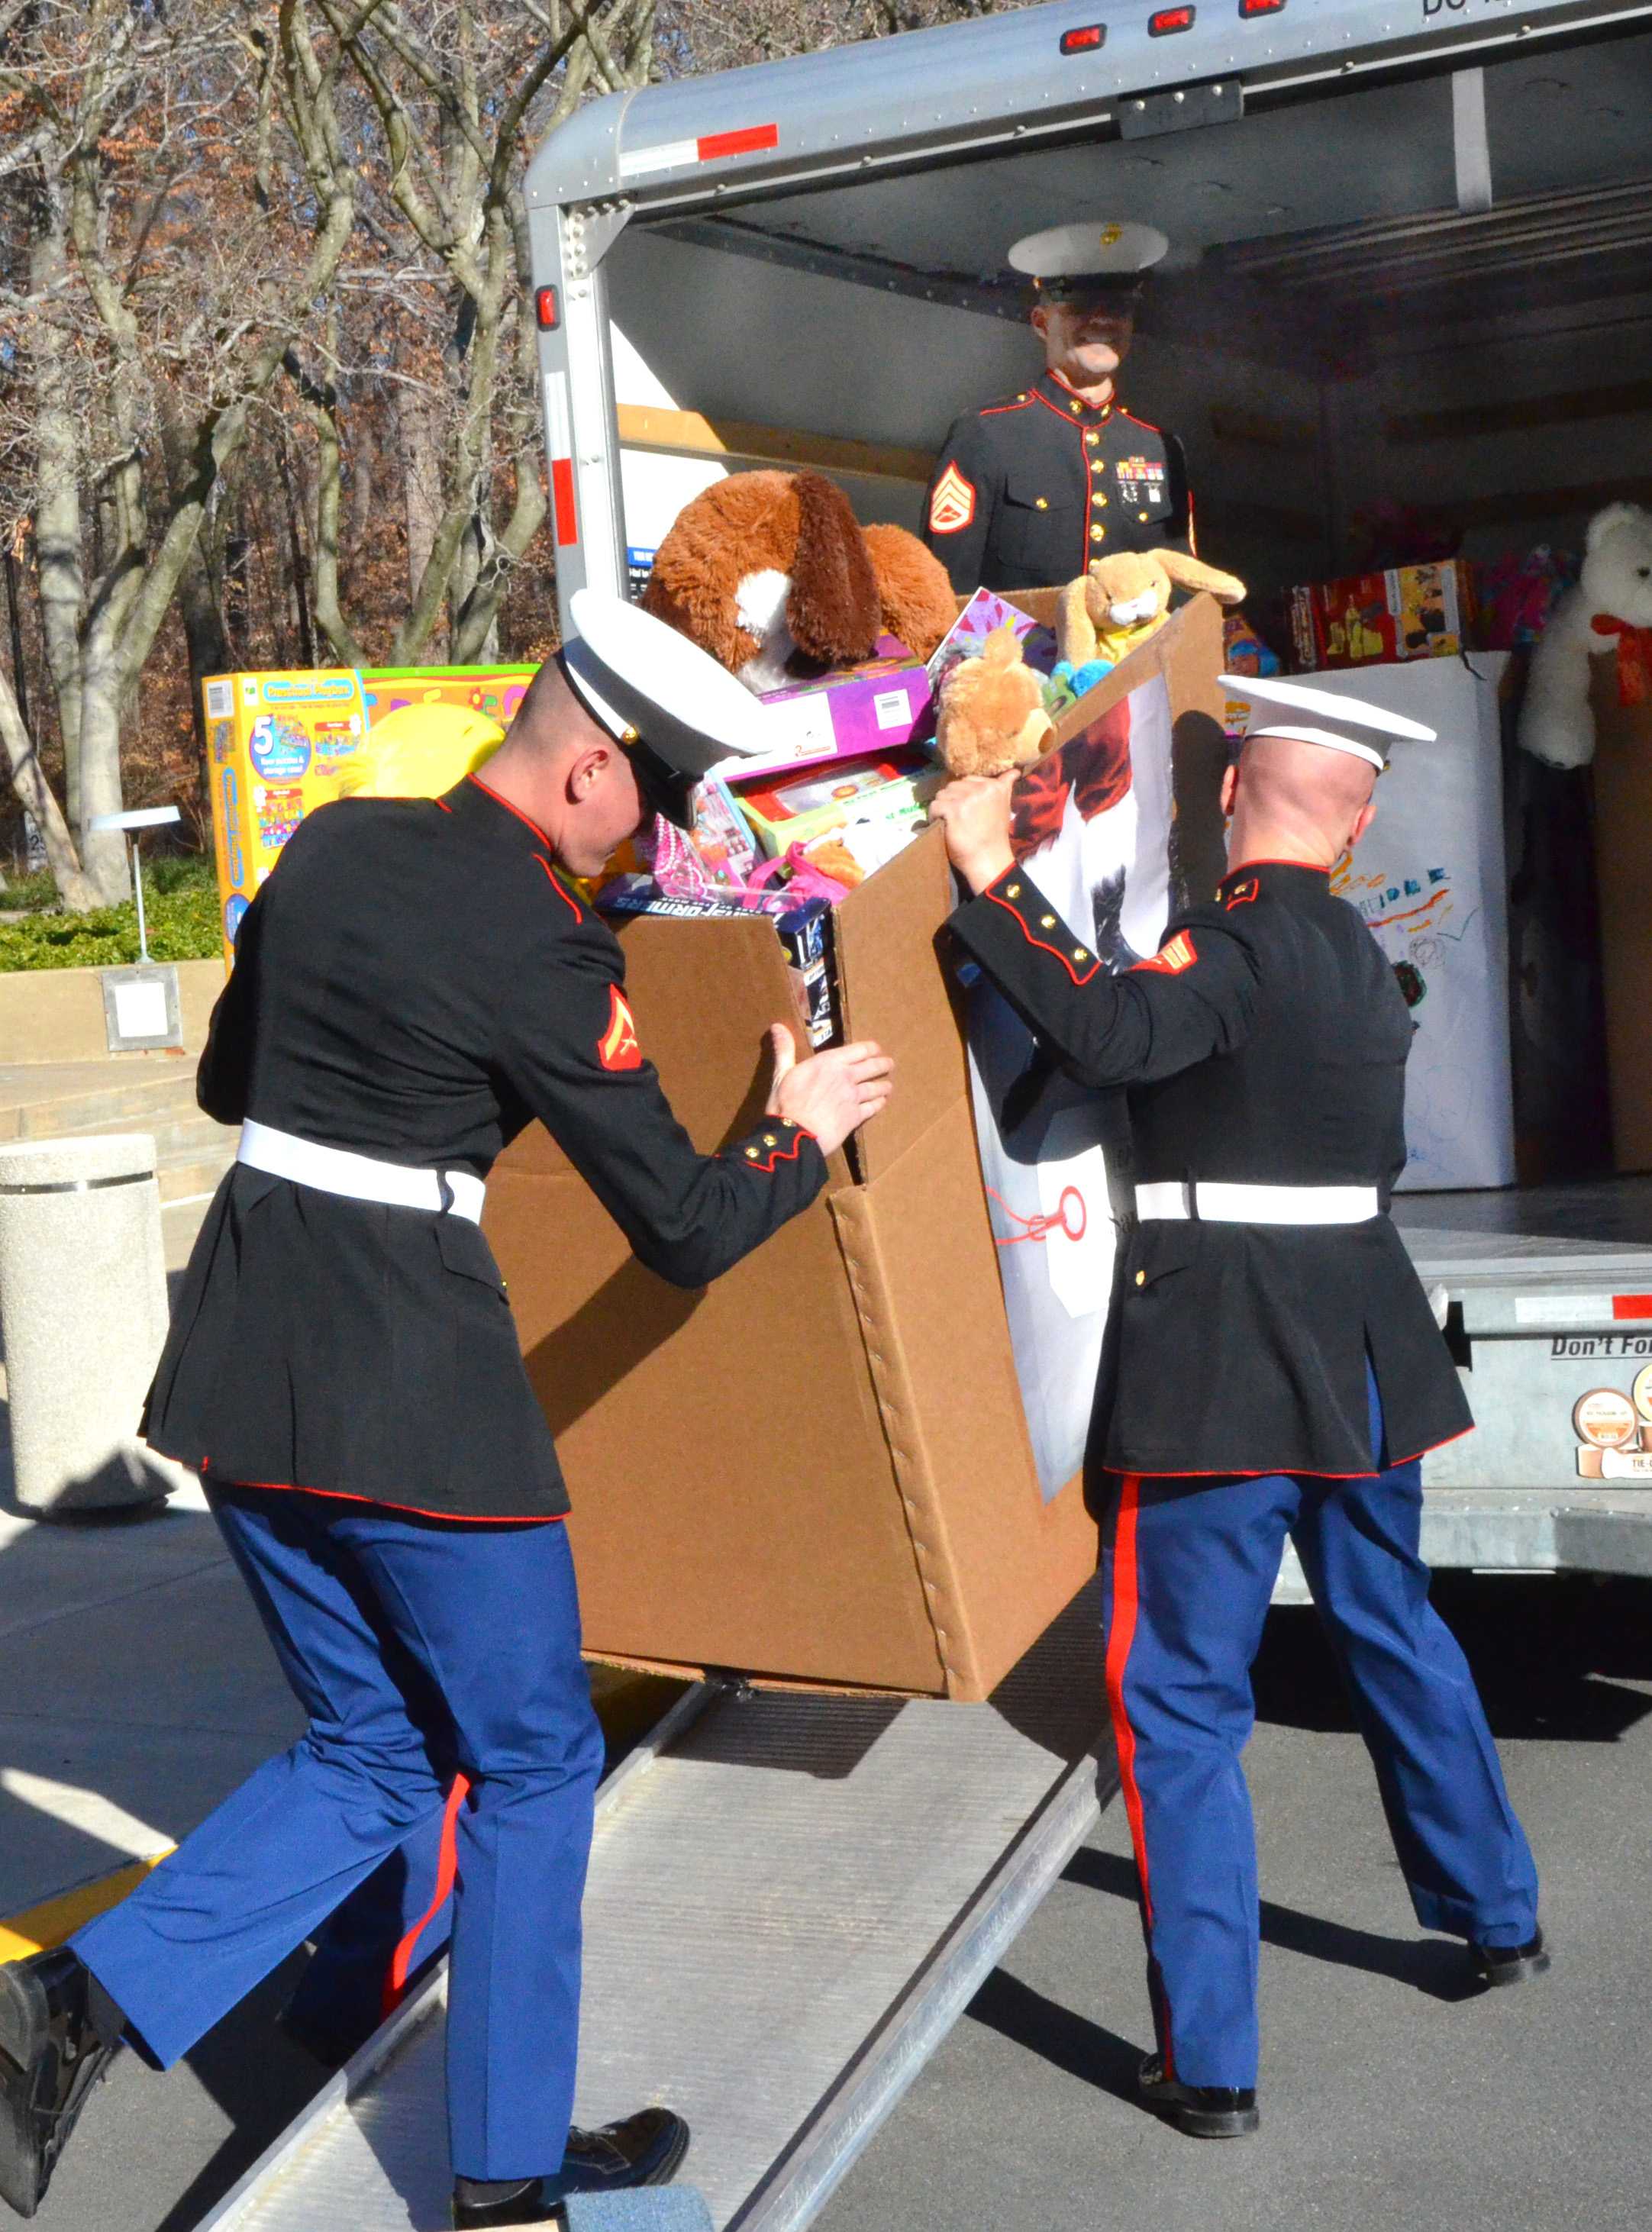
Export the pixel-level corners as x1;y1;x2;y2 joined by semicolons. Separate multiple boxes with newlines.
599;14;1652;1195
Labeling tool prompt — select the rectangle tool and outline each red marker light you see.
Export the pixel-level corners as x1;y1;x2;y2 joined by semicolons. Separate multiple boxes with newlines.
535;286;560;331
1059;24;1106;52
1149;4;1195;29
1239;0;1285;15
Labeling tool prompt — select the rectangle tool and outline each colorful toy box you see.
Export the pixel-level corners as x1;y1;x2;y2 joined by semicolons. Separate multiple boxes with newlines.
202;665;537;964
1288;560;1477;673
755;634;931;763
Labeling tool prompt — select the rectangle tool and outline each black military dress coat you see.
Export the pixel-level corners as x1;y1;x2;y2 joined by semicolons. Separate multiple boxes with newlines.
950;858;1473;1479
921;370;1193;594
144;773;824;1520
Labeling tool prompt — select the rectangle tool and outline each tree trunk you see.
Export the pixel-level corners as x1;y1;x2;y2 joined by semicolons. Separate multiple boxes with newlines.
30;200;86;831
400;380;444;621
0;666;100;912
347;402;376;567
73;660;131;905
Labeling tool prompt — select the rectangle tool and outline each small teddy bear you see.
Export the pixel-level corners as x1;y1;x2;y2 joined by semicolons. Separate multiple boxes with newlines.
1518;502;1652;768
1055;548;1247;694
935;621;1054;778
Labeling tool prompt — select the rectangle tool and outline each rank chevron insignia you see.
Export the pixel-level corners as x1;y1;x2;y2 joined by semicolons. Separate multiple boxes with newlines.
928;460;976;535
1133;929;1199;976
598;984;643;1071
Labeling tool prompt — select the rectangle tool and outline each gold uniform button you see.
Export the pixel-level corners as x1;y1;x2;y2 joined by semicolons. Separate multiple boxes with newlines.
1073;947;1089;963
1086;431;1100;447
1070;400;1081;413
1034;496;1049;511
744;1147;759;1160
1092;495;1108;511
1135;1269;1147;1287
1005;883;1021;898
1139;510;1150;522
1091;526;1105;543
763;1134;777;1147
1040;913;1057;927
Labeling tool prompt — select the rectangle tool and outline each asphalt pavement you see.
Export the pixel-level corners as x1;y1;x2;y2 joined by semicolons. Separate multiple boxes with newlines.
10;1566;1650;2232
818;1572;1652;2232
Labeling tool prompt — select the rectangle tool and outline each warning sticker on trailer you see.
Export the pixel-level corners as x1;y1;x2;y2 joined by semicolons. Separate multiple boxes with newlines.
618;123;779;177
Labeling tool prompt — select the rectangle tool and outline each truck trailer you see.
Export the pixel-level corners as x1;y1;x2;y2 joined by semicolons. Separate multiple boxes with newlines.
201;7;1652;2226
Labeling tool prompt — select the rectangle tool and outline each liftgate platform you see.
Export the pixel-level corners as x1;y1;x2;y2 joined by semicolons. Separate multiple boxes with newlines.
194;1185;1652;2232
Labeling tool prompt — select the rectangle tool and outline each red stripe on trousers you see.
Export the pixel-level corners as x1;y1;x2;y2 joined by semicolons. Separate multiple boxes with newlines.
1103;1476;1173;2078
382;1770;471;2018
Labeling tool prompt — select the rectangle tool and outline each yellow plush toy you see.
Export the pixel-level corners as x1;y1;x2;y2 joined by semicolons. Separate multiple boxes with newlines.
331;701;505;801
1056;548;1247;674
934;621;1054;779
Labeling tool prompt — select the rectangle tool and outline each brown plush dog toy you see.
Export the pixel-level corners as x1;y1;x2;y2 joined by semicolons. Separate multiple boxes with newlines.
935;622;1054;779
642;469;957;693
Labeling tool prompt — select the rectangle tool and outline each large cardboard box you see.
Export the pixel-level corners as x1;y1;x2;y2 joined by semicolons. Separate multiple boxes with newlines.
1587;665;1652;1172
484;598;1229;1702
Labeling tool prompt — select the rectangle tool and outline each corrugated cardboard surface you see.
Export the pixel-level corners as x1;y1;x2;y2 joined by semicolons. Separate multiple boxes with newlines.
830;1097;1099;1702
1589;671;1652;1172
486;597;1229;1699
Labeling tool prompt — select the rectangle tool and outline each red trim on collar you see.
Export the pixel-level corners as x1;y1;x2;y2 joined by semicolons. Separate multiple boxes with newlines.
1047;367;1116;414
466;770;552;847
434;798;453;814
534;852;584;923
1225;857;1331;876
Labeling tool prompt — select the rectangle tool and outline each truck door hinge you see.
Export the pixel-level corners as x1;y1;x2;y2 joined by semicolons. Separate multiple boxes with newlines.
1118;79;1244;140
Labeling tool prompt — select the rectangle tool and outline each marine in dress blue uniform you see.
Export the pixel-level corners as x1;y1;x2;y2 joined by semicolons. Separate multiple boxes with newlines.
0;596;892;2229
936;677;1545;2138
922;221;1194;593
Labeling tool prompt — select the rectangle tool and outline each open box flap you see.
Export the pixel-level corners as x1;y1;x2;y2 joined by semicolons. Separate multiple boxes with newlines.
832;823;968;1185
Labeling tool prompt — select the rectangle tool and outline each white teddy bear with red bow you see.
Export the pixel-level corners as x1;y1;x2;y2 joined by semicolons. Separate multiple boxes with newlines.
1518;502;1652;768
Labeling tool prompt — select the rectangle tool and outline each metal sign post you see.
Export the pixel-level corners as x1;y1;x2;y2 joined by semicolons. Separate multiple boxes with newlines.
88;805;186;1051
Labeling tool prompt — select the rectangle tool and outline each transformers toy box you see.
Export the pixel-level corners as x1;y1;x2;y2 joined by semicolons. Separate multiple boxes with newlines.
202;665;535;963
482;599;1231;1701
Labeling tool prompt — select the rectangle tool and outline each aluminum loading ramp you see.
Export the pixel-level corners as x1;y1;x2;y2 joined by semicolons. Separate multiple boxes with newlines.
197;1587;1112;2232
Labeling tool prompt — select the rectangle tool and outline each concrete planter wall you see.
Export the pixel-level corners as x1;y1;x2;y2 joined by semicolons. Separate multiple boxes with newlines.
0;960;223;1066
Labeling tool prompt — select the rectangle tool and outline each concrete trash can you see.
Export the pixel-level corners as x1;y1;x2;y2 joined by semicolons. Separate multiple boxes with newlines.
0;1132;187;1514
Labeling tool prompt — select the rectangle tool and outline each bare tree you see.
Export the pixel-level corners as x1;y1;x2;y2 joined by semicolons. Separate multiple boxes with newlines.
0;0;370;905
300;0;657;669
657;0;1024;71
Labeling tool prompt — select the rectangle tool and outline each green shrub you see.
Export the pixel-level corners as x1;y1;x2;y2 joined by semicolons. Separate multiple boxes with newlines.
0;856;221;972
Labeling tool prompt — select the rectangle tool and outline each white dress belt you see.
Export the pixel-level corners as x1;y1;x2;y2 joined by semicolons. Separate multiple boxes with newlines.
1135;1180;1380;1226
237;1119;486;1225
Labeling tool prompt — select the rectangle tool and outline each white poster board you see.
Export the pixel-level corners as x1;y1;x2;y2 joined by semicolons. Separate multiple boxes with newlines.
1312;656;1515;1192
965;672;1177;1499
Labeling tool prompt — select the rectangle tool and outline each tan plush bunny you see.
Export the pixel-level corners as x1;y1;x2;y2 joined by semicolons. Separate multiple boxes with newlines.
935;621;1054;778
1056;548;1247;673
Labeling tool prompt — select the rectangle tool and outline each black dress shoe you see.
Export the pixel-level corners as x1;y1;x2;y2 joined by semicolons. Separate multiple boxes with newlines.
1470;1927;1550;1988
1137;2052;1259;2139
452;2107;690;2227
0;1950;124;2219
